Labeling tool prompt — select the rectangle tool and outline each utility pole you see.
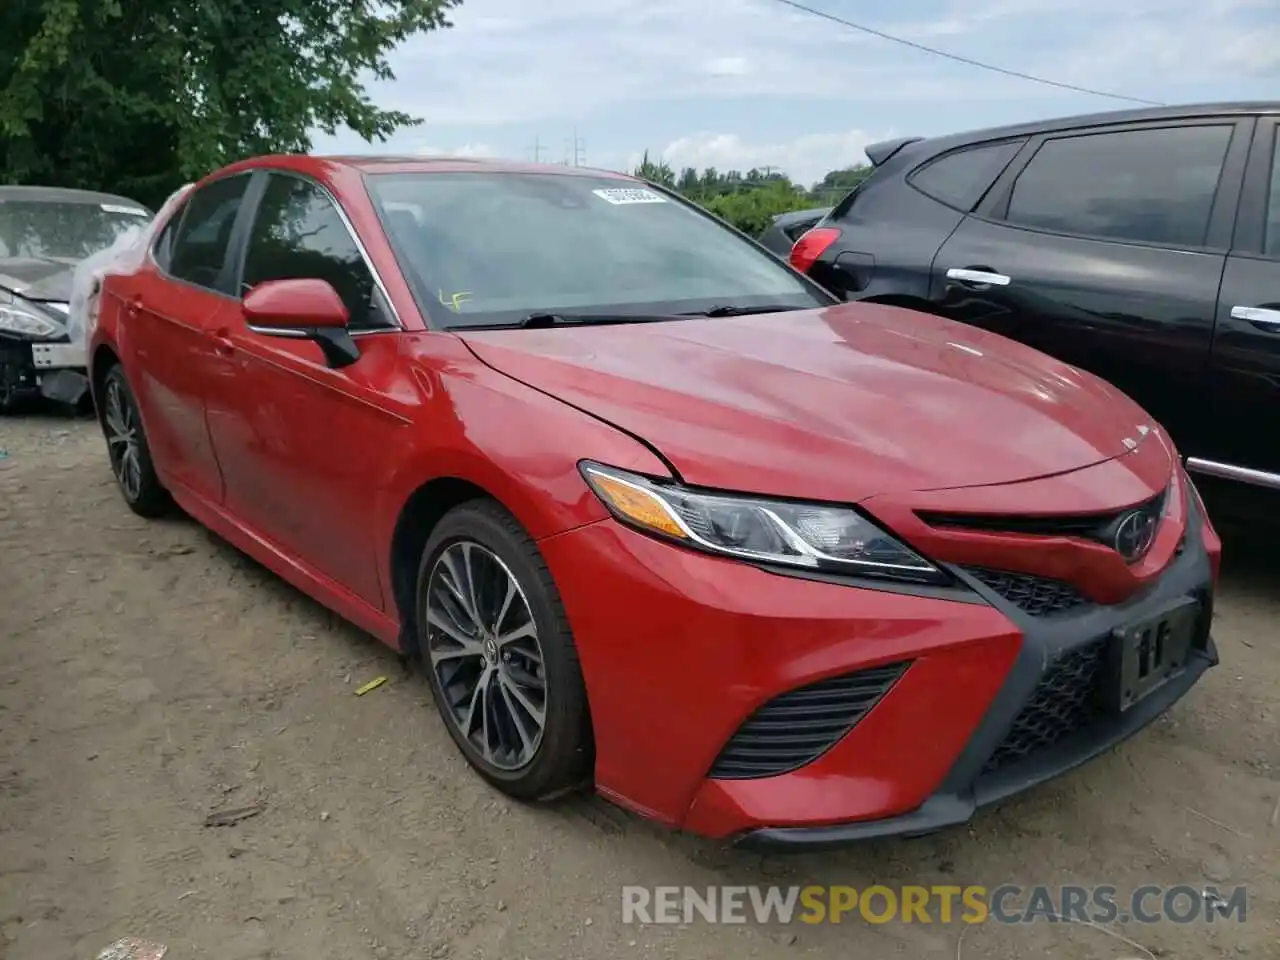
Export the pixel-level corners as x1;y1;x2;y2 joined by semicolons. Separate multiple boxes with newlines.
528;135;547;163
563;131;586;166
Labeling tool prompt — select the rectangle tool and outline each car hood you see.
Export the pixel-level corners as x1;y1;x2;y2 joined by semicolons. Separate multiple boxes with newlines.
0;256;78;302
457;303;1168;503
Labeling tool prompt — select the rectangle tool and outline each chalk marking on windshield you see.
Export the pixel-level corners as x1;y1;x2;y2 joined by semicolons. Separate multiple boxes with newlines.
592;188;666;205
438;289;472;312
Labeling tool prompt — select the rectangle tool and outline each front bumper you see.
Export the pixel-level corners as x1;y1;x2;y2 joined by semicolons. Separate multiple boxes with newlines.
0;334;89;406
538;480;1218;848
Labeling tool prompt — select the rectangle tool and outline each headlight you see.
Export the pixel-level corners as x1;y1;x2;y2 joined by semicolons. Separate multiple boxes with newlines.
580;461;947;584
0;290;66;339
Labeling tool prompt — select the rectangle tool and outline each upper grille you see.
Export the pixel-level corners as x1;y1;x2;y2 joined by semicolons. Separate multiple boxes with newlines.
917;488;1167;548
963;567;1089;617
708;662;908;780
981;639;1107;775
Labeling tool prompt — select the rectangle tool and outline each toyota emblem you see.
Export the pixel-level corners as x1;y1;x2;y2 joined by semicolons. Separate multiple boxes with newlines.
1113;508;1159;563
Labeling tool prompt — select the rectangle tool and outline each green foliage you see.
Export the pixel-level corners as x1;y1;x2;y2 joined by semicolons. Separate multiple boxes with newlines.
809;164;875;202
699;181;814;236
634;152;876;235
0;0;461;207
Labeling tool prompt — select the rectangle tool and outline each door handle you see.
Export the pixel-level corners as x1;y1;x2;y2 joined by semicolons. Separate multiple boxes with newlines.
947;267;1012;287
1230;305;1280;331
126;296;142;319
212;327;235;356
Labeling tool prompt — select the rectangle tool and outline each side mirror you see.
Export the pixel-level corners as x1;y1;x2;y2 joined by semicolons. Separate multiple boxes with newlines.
242;278;359;368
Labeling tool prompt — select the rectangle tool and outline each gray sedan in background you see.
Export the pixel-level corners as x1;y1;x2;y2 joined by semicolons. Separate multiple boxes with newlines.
757;205;831;257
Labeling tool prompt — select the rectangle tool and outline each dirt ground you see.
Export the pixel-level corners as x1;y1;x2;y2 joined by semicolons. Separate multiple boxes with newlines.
1;413;1277;960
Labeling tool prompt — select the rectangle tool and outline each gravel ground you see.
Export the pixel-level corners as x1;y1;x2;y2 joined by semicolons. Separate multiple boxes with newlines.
1;413;1277;960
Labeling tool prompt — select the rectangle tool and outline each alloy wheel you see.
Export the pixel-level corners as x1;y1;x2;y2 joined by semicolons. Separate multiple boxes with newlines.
425;540;547;771
104;377;142;501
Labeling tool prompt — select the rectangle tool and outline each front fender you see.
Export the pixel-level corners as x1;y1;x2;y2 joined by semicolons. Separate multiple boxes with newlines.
373;346;672;591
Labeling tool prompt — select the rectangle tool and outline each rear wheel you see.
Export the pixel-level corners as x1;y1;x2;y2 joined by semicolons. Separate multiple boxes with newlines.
416;500;592;800
101;365;170;518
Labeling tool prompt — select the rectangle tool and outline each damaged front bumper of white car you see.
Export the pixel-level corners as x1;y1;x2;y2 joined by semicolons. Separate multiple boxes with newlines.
0;292;89;410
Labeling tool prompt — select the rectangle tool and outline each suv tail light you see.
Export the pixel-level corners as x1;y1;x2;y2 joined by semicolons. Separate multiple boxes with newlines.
789;227;840;274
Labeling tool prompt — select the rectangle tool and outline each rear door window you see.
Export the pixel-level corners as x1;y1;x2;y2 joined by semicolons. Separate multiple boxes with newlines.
909;140;1025;210
1265;131;1280;257
152;209;183;270
167;174;251;292
1004;125;1233;248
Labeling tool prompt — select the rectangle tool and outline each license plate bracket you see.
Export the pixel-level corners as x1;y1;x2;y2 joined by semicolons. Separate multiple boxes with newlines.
1104;596;1201;713
31;342;83;370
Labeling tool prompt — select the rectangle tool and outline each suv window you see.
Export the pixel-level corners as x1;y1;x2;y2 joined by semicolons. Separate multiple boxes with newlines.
1005;125;1233;248
241;173;390;330
1265;130;1280;257
910;140;1024;210
167;175;250;291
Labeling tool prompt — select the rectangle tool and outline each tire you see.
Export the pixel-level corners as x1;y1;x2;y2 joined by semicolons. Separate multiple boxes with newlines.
416;499;592;800
100;364;170;518
0;377;21;414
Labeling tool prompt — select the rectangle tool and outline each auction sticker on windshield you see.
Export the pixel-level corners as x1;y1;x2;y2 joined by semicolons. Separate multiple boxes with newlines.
592;188;667;205
100;203;149;216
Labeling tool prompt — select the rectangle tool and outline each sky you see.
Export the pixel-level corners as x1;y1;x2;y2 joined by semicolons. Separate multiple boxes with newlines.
312;0;1280;188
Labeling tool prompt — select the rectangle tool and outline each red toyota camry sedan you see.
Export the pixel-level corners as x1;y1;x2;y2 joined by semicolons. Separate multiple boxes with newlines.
89;155;1221;850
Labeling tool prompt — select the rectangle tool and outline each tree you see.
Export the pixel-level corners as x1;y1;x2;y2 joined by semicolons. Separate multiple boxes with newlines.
699;179;813;236
634;150;676;189
633;151;867;235
808;164;874;205
0;0;461;207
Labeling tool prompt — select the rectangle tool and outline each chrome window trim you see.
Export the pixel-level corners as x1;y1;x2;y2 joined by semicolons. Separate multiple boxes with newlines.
246;323;396;340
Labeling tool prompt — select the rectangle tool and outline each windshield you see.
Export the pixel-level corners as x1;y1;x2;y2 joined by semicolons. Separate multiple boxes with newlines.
365;171;831;327
0;199;152;262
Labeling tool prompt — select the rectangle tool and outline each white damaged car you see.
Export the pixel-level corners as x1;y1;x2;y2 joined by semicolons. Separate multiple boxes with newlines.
0;186;152;411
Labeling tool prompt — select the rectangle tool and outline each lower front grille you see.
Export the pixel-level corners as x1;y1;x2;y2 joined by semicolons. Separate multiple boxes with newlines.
709;662;908;780
981;639;1107;775
963;567;1089;616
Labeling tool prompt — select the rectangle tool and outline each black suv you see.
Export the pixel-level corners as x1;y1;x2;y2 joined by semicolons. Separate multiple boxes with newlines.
790;102;1280;496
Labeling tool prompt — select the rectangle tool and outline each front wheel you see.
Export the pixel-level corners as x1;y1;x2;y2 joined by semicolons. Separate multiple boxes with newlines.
101;365;170;518
416;500;592;800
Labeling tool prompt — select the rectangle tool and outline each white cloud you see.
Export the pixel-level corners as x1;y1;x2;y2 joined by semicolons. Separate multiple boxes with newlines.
632;129;889;187
702;56;750;77
368;0;1021;128
313;0;1280;186
408;141;497;158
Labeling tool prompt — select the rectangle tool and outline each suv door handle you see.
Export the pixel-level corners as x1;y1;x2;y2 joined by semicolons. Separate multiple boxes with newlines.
947;267;1012;287
126;296;142;319
1230;305;1280;330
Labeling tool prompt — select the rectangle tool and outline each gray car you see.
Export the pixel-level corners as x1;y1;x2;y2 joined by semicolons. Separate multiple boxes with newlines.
756;205;832;258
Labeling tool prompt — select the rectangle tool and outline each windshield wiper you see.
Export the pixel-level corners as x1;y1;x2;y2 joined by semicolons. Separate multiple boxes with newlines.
684;304;809;318
518;311;684;328
443;312;683;331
